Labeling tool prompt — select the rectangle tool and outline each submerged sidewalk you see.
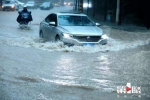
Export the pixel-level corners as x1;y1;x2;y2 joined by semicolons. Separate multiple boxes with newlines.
93;19;149;32
70;9;149;32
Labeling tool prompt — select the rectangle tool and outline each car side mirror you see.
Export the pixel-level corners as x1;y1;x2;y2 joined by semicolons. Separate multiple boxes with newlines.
49;22;56;26
95;23;101;27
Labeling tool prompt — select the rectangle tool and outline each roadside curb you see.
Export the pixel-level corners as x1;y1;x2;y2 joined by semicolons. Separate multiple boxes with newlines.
69;10;148;32
95;20;148;32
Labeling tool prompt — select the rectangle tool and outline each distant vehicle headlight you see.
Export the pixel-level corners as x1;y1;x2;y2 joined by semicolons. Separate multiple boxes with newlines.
11;5;15;8
64;2;67;5
63;33;73;38
68;2;71;6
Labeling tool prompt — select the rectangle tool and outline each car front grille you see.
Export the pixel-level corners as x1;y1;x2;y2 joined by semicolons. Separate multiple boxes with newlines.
4;6;11;9
73;36;101;42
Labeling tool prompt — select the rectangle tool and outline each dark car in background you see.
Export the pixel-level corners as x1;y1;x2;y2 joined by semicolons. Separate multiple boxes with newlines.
40;2;53;10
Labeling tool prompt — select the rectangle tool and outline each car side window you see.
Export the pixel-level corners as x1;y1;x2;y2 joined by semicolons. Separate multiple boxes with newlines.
45;14;57;25
53;14;57;25
50;14;57;25
45;14;52;22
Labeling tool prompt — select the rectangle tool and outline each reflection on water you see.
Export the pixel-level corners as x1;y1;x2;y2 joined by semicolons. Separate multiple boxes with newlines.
0;44;150;100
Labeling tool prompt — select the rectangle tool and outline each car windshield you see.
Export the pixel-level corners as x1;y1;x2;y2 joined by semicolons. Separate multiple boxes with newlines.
5;1;15;4
27;1;34;4
58;15;95;26
42;2;50;6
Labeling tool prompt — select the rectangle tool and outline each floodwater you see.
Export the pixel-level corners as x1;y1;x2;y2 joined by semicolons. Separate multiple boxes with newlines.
0;6;150;100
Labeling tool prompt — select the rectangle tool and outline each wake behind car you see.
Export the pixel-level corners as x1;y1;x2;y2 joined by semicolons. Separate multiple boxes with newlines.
2;0;19;11
39;12;107;46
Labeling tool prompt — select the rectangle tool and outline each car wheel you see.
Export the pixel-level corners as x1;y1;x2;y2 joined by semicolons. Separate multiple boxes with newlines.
55;35;60;42
39;31;43;38
101;40;107;45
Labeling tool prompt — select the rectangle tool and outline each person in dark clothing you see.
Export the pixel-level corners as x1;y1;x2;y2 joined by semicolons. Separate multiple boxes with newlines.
17;5;33;24
145;14;150;30
143;1;150;30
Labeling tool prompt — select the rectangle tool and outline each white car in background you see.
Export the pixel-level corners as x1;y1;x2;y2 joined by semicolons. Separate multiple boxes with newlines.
26;1;35;9
2;0;19;11
15;0;25;8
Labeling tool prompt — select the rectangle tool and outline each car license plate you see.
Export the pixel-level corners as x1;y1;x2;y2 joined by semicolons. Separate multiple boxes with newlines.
83;43;95;46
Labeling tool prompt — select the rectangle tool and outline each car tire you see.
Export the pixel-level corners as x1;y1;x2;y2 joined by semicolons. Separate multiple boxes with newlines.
101;39;107;45
55;35;60;42
39;31;43;38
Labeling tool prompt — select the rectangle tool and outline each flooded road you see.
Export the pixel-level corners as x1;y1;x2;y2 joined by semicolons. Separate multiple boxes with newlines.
0;6;150;100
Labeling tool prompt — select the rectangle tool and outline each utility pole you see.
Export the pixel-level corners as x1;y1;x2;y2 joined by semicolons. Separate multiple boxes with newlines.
74;0;77;11
0;0;2;10
116;0;120;25
87;0;89;14
79;0;83;13
60;0;64;6
104;0;107;21
92;0;95;18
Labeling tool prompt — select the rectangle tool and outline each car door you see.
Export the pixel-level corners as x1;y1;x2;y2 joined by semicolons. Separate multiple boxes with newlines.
42;14;53;40
41;16;50;39
45;14;58;41
40;18;48;39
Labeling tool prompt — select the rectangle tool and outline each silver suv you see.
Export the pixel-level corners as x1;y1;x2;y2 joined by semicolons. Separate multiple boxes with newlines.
26;1;35;9
2;0;19;11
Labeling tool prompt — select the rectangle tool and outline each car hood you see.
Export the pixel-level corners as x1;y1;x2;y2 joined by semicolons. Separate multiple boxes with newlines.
26;4;34;6
3;4;15;6
59;26;103;36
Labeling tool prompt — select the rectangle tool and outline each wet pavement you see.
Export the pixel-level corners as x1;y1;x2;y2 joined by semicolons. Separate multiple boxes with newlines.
0;6;150;100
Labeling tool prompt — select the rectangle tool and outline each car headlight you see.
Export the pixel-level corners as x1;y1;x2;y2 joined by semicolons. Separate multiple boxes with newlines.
63;33;73;38
11;5;14;8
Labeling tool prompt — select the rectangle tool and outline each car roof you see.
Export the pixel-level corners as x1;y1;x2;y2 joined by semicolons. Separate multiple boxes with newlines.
4;0;15;3
6;0;14;1
54;12;87;16
27;1;34;3
5;0;15;2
